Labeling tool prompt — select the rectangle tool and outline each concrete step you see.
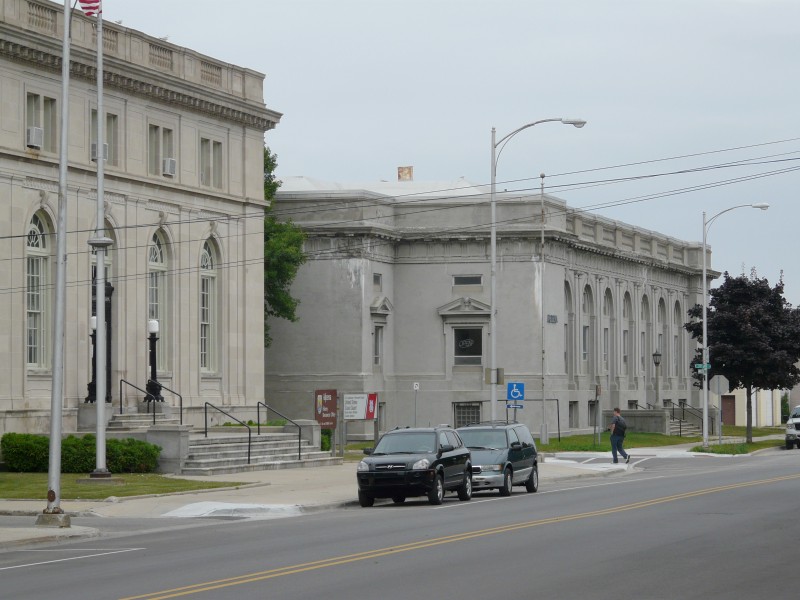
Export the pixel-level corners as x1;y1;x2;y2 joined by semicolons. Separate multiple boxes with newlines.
182;450;334;469
185;444;316;461
179;455;343;476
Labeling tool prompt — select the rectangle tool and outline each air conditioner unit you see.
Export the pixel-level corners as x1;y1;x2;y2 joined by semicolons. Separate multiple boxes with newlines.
26;127;44;150
162;157;177;177
91;142;109;162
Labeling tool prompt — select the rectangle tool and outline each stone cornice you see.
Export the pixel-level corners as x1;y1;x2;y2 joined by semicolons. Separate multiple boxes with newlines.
0;36;280;131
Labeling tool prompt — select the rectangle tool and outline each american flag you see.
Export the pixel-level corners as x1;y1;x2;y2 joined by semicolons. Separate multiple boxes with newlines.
77;0;101;17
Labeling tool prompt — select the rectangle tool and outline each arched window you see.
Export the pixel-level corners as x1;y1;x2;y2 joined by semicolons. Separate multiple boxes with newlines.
581;285;594;368
623;293;633;375
640;295;650;372
148;230;170;370
199;239;218;372
564;282;573;374
673;301;683;377
26;213;51;368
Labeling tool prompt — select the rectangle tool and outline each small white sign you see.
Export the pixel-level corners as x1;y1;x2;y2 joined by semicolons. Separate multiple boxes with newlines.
413;382;420;391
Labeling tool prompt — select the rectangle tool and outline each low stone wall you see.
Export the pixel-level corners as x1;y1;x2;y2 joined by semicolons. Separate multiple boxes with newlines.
602;409;670;435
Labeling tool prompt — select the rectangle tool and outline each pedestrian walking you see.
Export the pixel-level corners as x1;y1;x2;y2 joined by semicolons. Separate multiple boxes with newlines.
609;407;630;464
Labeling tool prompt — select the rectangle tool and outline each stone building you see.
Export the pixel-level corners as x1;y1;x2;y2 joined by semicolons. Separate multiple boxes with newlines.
0;0;279;434
265;174;706;436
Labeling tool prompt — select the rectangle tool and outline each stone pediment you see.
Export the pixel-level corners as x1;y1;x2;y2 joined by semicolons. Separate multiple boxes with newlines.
371;296;394;316
437;297;491;318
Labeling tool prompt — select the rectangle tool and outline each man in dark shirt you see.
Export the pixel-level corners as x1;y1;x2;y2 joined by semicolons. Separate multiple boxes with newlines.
609;407;630;464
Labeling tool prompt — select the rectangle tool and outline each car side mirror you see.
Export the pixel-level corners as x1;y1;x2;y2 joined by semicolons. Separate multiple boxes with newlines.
439;444;454;454
363;448;373;455
510;442;522;451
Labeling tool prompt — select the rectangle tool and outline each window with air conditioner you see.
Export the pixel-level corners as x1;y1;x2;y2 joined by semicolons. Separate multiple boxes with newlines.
26;93;57;152
149;124;175;177
90;110;119;165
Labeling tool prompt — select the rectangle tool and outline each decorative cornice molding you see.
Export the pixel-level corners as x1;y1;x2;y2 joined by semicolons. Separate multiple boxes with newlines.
0;38;278;131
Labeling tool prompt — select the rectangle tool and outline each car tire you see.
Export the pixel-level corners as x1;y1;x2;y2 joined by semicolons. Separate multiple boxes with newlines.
499;468;513;496
788;441;794;450
358;490;374;507
392;495;406;504
457;469;472;501
525;464;538;493
428;473;444;505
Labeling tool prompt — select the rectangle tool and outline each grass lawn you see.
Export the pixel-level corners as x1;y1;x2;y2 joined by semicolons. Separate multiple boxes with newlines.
538;431;701;453
0;472;245;500
691;439;784;454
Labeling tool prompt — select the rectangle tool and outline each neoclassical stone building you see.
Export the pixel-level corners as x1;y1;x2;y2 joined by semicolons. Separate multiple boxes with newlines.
265;175;705;435
0;0;279;434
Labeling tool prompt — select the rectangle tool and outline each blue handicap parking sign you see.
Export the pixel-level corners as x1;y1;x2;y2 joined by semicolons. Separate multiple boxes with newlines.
506;382;524;401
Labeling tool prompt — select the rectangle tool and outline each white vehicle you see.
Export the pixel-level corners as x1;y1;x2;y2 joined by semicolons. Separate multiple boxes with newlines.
785;406;800;449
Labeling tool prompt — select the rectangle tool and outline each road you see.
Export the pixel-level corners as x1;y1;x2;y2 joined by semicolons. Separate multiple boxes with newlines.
1;451;794;600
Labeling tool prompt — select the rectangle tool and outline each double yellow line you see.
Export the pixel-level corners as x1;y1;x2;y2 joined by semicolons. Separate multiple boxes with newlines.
122;473;800;599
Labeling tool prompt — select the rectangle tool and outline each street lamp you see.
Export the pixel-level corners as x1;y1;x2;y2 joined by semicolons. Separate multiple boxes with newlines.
146;319;163;403
489;118;586;429
652;350;662;408
701;203;769;448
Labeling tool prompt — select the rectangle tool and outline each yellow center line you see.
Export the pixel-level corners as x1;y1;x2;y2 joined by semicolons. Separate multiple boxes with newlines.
120;473;800;600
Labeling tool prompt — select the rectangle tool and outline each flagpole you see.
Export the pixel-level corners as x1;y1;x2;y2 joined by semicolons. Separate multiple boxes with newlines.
40;0;72;525
89;0;112;478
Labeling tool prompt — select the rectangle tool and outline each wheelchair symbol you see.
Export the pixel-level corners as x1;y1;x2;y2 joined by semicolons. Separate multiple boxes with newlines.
506;382;524;401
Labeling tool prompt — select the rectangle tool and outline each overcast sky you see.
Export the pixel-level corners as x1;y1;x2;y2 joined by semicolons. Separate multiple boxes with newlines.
104;0;800;304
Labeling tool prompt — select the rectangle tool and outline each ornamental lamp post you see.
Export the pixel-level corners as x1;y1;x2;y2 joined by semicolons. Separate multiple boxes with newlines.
701;203;769;448
652;350;662;408
146;319;163;402
489;118;586;432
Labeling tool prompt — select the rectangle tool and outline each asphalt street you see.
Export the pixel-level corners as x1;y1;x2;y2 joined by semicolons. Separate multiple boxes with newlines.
0;448;794;600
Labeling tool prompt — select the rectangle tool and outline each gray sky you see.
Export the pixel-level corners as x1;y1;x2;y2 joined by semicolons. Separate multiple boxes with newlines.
105;0;800;303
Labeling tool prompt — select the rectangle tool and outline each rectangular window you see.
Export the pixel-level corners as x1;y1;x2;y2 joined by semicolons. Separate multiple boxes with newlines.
640;331;646;370
200;276;215;371
90;110;119;165
26;92;58;152
564;324;568;371
453;402;481;428
454;327;482;366
622;329;629;374
149;125;175;176
200;137;223;188
673;334;679;376
373;273;382;292
569;401;579;429
373;325;383;367
26;256;45;365
148;271;166;371
603;328;609;370
582;326;589;361
453;275;482;286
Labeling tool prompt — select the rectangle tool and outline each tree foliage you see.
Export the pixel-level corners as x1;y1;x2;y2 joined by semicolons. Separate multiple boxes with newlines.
684;269;800;441
263;147;306;347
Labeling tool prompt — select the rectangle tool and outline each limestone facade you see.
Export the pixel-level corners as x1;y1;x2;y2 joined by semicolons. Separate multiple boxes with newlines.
0;0;279;434
265;177;707;436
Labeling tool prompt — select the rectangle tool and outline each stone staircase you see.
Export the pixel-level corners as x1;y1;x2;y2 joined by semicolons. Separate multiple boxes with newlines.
668;419;702;437
105;412;180;432
179;432;342;476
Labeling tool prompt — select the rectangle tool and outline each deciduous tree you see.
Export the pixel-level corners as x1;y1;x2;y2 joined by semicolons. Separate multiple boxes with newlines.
685;270;800;441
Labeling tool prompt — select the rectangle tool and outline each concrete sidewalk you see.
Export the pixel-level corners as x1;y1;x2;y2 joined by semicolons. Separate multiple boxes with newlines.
0;456;634;548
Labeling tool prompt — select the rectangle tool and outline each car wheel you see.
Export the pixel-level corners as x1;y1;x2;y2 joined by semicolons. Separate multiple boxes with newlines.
392;495;406;504
358;490;374;507
499;468;512;496
525;464;539;493
428;473;444;505
788;441;794;450
457;469;472;501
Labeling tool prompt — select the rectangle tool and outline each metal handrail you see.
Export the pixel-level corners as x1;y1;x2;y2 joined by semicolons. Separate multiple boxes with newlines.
677;400;713;434
119;379;157;425
149;380;182;425
257;402;302;460
663;400;689;437
204;402;250;464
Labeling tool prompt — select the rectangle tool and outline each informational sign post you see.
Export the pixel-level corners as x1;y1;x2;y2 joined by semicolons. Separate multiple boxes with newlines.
314;389;338;428
343;393;377;420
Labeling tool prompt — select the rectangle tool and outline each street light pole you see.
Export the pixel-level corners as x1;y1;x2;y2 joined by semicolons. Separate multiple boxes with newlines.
701;203;769;448
652;350;662;408
489;118;585;424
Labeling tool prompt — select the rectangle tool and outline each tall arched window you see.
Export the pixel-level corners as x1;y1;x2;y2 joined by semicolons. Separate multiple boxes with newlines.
564;282;573;374
623;293;633;375
673;301;683;377
581;285;594;371
148;230;170;370
640;295;650;372
199;239;218;372
26;213;51;368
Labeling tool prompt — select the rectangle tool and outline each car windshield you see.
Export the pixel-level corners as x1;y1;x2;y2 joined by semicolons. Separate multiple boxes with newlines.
458;429;508;450
373;432;436;454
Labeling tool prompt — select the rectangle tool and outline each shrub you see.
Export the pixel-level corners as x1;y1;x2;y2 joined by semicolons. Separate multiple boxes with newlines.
0;433;161;473
321;429;332;451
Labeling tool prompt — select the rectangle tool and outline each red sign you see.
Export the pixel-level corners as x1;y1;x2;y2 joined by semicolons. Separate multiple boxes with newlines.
314;389;337;428
366;393;378;420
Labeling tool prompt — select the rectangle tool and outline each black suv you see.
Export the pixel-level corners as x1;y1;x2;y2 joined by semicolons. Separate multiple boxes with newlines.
356;426;472;506
457;422;538;496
